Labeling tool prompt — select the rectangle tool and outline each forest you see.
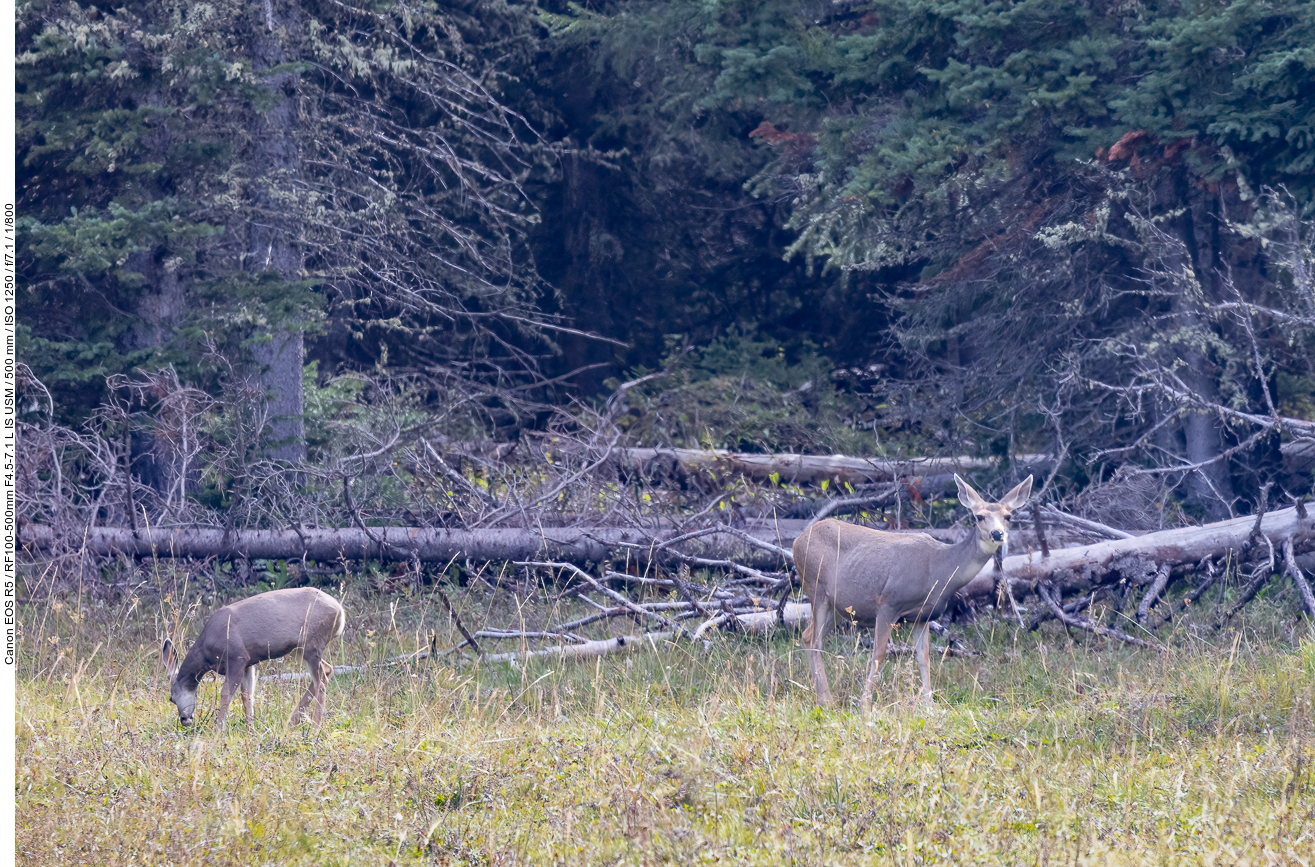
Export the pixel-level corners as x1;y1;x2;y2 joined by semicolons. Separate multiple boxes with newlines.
12;0;1315;864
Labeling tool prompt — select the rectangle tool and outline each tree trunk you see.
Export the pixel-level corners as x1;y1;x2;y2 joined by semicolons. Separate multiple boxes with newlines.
17;523;795;569
246;0;306;463
22;507;1313;594
1162;172;1236;519
252;332;305;462
612;447;1054;487
960;504;1314;603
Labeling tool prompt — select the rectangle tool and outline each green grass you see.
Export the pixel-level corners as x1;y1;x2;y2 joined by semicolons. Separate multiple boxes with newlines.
15;583;1315;865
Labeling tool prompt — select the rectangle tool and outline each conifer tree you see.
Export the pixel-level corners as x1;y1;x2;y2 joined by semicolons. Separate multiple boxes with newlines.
18;0;553;455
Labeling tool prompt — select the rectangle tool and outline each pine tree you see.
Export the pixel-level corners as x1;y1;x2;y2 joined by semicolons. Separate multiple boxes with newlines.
18;0;554;453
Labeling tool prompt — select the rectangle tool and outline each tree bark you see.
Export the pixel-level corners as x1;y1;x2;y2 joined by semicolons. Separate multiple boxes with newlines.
246;0;306;463
17;523;796;568
23;506;1313;599
960;504;1315;603
612;447;1054;487
1161;172;1236;519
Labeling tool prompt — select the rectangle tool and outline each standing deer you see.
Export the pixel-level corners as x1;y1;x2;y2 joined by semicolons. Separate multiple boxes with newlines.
795;474;1032;708
162;587;346;728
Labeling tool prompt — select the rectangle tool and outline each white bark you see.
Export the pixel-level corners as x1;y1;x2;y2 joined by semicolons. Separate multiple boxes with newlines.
481;631;682;663
17;523;794;568
612;447;1054;486
23;507;1314;608
961;504;1315;602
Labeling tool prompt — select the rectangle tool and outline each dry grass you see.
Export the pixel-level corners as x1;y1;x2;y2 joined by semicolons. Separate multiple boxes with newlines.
15;581;1315;866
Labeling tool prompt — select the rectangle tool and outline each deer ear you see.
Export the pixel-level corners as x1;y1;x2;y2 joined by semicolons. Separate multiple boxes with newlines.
1000;475;1034;510
162;639;178;680
954;474;986;510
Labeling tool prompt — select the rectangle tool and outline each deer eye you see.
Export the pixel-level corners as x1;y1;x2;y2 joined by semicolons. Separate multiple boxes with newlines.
974;514;985;523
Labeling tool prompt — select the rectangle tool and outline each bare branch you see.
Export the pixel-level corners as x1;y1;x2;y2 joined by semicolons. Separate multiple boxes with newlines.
1037;582;1163;651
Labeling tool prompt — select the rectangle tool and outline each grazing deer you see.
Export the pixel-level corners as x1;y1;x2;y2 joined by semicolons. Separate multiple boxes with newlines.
162;587;346;728
795;474;1032;708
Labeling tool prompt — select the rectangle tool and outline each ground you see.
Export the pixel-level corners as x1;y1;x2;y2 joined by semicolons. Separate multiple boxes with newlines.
15;580;1315;865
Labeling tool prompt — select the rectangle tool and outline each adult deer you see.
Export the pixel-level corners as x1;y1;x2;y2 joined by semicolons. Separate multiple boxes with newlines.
162;587;346;728
795;474;1032;708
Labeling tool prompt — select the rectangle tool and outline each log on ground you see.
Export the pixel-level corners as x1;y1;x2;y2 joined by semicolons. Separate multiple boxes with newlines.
17;523;796;569
611;447;1054;487
960;505;1315;603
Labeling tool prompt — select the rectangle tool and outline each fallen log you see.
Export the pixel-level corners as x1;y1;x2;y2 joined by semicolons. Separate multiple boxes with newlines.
960;504;1315;604
17;523;796;569
23;506;1315;612
616;442;1315;485
612;447;1054;487
481;631;684;664
261;632;690;672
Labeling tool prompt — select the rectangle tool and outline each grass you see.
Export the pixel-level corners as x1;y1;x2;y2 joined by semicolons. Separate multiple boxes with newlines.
15;578;1315;865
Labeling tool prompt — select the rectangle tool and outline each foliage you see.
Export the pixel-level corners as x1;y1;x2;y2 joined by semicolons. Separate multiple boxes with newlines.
615;330;870;454
16;0;556;430
529;0;892;391
541;0;1315;514
17;0;1315;525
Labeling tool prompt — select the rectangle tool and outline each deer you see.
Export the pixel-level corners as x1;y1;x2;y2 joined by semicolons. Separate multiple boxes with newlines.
795;474;1032;709
162;587;346;729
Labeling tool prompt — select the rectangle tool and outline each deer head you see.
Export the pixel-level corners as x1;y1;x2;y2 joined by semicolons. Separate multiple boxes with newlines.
954;474;1033;555
161;638;198;725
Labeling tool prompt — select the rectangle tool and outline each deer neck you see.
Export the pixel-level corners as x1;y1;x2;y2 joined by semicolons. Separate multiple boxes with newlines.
176;644;212;686
936;528;997;592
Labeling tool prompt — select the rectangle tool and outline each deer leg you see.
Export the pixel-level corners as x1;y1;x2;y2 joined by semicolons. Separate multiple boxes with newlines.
240;664;258;729
292;650;323;724
862;615;896;712
216;672;243;730
914;621;933;706
805;603;835;705
313;659;333;723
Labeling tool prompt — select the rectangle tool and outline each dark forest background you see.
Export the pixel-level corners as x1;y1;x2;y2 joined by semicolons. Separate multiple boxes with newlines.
15;0;1315;528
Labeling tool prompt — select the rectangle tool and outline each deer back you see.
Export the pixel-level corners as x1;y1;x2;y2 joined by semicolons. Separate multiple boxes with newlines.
795;519;981;624
180;587;345;679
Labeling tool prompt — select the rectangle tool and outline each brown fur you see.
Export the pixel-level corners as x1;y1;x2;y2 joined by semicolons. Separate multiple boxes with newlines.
795;475;1032;708
163;587;346;728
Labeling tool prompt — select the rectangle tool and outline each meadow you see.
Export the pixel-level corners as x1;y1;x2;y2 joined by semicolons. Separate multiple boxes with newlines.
15;574;1315;866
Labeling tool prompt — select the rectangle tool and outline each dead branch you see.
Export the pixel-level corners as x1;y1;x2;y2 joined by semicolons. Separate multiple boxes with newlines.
1036;582;1163;650
435;585;481;655
1153;557;1221;628
519;560;693;639
669;565;711;617
475;628;587;643
1031;501;1051;558
997;574;1026;628
1283;537;1315;619
693;523;794;562
1030;586;1109;631
1224;533;1278;622
803;486;901;526
1136;565;1171;624
1041;507;1135;541
481;631;684;664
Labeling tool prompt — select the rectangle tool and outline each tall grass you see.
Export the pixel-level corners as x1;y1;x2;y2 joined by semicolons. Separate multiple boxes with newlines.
16;578;1315;865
